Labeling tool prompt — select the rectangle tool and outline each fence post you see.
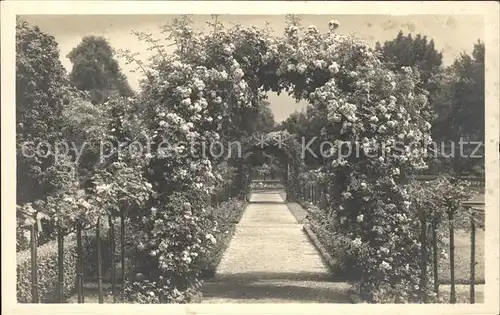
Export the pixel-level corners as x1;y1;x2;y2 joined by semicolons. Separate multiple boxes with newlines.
76;223;84;303
109;216;116;301
312;184;314;203
315;184;318;204
97;217;104;303
323;184;328;207
470;208;476;304
448;211;456;304
313;184;317;205
311;184;314;204
432;217;439;297
318;183;322;204
57;225;64;302
30;223;39;303
120;213;126;299
419;214;428;303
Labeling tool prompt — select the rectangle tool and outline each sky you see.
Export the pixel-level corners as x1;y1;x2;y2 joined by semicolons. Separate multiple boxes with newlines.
21;14;484;122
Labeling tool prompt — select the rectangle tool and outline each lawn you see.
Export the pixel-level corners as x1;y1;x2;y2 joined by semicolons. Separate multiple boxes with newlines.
437;190;485;284
438;228;485;284
438;284;484;303
65;283;119;303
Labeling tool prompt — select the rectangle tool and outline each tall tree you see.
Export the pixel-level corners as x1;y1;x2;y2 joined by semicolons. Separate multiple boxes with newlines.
277;110;308;136
16;19;67;142
16;19;69;203
448;40;484;142
376;31;448;174
253;100;276;133
376;31;444;131
229;99;276;138
435;41;485;175
277;107;326;168
68;36;134;104
375;31;443;90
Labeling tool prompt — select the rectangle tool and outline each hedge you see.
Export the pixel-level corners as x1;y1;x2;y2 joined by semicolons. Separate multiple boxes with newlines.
16;227;121;303
17;235;78;303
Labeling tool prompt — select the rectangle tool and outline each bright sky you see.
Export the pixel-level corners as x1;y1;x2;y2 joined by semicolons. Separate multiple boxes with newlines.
22;14;484;122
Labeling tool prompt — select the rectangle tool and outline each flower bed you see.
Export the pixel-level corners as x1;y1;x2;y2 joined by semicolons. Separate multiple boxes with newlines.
298;175;483;303
299;201;360;281
200;199;247;278
250;182;285;190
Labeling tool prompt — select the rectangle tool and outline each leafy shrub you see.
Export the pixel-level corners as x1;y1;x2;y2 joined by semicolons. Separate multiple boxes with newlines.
17;235;78;303
17;229;30;252
342;175;473;303
207;199;246;227
126;192;217;301
113;198;246;302
123;279;201;304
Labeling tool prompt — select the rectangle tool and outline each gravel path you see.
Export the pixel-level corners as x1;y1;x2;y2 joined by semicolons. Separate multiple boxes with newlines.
201;191;351;303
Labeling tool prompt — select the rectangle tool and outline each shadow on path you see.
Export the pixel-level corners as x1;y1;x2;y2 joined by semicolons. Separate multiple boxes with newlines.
202;277;351;303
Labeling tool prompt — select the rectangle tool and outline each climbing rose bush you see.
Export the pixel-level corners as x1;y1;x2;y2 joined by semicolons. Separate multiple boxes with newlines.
262;25;434;301
129;192;217;302
118;16;434;302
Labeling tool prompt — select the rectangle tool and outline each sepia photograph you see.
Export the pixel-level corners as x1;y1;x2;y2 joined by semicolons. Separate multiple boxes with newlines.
2;1;499;314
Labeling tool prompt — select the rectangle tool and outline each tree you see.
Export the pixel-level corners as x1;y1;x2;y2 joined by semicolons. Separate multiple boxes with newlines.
434;41;485;175
277;110;308;136
253;100;276;133
277;108;326;168
68;36;134;104
375;31;443;90
375;31;444;129
448;40;484;143
16;19;67;142
16;19;69;203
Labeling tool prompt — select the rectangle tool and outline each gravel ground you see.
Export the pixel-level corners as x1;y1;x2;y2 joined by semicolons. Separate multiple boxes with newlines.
201;192;351;303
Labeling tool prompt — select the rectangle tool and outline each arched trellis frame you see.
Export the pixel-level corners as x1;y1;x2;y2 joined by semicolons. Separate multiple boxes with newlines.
118;16;434;303
237;131;304;202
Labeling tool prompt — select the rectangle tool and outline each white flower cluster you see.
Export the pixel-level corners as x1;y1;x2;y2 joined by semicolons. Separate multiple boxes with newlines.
205;233;217;245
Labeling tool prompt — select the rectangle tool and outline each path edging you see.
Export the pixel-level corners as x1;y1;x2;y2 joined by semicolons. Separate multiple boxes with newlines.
302;224;337;272
202;201;248;279
291;200;364;304
302;224;364;304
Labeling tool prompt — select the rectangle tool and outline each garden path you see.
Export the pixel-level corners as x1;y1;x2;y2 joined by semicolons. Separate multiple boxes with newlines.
201;191;351;303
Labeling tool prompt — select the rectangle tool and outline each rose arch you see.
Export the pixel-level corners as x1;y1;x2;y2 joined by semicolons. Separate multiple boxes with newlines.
127;17;433;302
237;130;304;201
